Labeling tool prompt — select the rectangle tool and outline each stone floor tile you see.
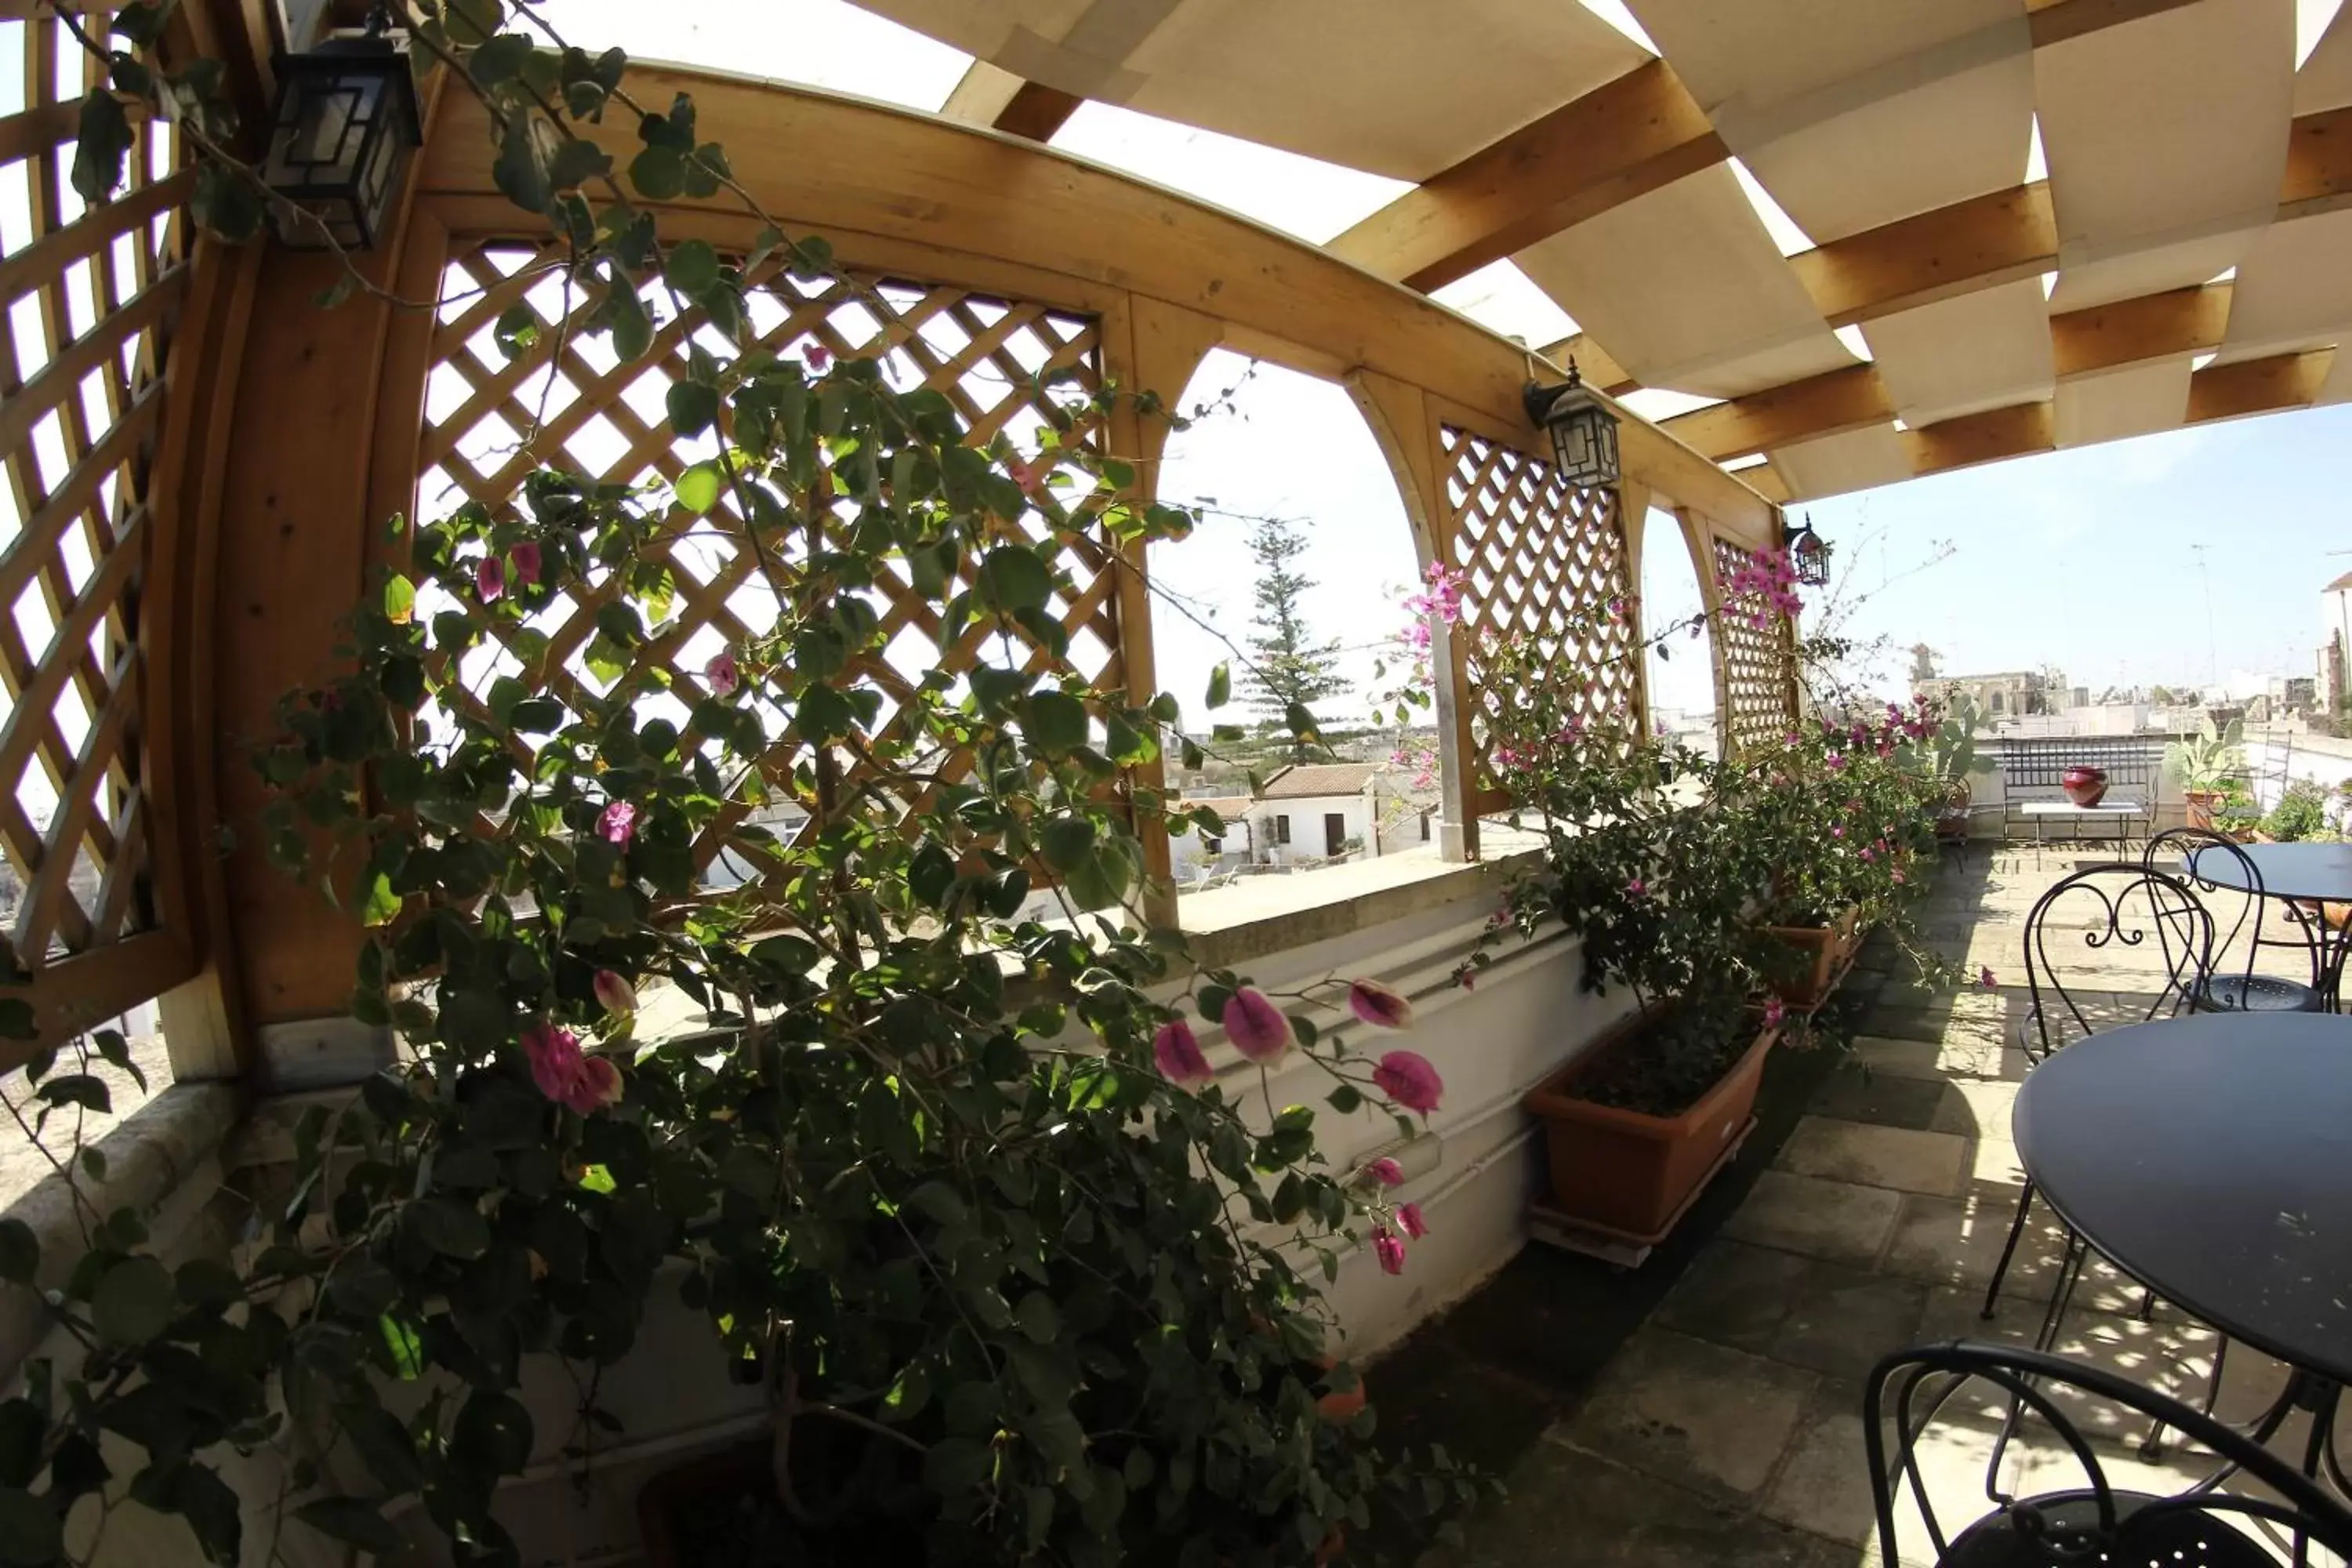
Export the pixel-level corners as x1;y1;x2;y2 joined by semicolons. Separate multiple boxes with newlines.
1849;1037;1941;1080
1913;1285;2223;1446
1552;1329;1820;1502
1927;1079;2018;1140
1777;1116;1968;1196
1880;1188;2145;1315
1722;1171;1903;1269
1964;1134;2027;1189
1762;1378;2029;1567
1422;1442;1853;1568
1806;1070;1950;1132
1653;1239;1810;1353
1769;1268;1929;1381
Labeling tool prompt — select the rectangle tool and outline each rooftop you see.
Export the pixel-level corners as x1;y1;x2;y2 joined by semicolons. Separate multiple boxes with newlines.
1255;762;1380;798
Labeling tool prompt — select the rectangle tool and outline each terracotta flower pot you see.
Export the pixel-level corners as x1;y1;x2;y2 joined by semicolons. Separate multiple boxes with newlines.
1524;1006;1777;1241
2183;788;2225;829
1760;908;1861;1008
2060;765;2108;808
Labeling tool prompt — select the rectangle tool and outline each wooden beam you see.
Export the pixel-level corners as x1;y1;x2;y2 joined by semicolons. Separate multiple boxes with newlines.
1326;60;1725;292
2024;0;2207;49
994;81;1083;143
1530;332;1636;394
1791;183;2057;328
419;67;1781;535
2050;281;2231;378
2282;103;2352;219
1904;401;2056;479
1661;363;1892;461
2187;348;2336;423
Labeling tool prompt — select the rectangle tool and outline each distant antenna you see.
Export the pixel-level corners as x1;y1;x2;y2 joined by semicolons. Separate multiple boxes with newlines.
2189;543;2218;691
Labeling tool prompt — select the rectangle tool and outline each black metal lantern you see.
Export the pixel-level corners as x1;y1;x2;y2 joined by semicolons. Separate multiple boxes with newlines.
1784;514;1832;586
1520;359;1621;488
260;19;423;252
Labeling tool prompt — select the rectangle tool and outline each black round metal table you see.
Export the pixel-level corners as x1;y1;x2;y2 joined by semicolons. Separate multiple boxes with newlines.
2185;843;2352;906
2011;1011;2352;1385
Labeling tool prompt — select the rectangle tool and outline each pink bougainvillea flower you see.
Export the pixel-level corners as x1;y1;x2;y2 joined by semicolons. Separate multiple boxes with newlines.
803;343;832;372
1762;996;1787;1029
1830;826;1846;839
1222;988;1293;1064
1374;1228;1406;1276
1860;847;1875;862
1892;869;1907;884
522;1022;623;1115
1007;452;1054;497
593;969;638;1017
1979;966;1998;990
1152;1018;1215;1089
1363;1156;1404;1188
1626;877;1647;896
1373;1050;1444;1116
474;555;506;604
1348;978;1414;1031
510;541;542;588
705;651;741;697
1825;753;1846;771
597;800;639;848
1396;1202;1429;1240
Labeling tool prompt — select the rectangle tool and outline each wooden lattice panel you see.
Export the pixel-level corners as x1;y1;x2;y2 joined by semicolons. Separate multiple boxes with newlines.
0;12;187;967
1710;536;1800;755
417;244;1123;882
1440;426;1635;790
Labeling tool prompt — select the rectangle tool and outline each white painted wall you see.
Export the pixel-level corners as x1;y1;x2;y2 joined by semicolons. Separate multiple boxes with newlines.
1248;789;1373;864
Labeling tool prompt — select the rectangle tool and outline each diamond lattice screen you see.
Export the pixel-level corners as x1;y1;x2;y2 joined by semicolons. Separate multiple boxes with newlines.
0;13;187;968
1440;426;1635;791
1710;535;1800;755
418;243;1126;890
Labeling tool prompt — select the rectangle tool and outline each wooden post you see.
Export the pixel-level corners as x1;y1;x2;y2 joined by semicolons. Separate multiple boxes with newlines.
1347;370;1476;862
1679;507;1736;758
1617;481;1655;742
1107;296;1221;927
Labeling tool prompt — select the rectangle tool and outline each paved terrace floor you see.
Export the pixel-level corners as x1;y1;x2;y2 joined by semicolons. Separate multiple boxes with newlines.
1382;844;2338;1567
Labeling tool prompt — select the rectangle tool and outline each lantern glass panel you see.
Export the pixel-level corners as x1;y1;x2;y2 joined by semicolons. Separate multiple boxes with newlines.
262;39;420;252
1544;391;1619;488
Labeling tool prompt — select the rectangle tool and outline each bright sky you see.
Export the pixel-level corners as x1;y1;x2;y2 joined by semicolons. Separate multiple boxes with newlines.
542;0;2352;723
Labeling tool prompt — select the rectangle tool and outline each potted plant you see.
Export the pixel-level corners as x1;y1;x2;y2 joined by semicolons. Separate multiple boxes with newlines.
1907;691;1994;840
2212;786;2263;841
2164;713;2246;828
2263;780;2329;842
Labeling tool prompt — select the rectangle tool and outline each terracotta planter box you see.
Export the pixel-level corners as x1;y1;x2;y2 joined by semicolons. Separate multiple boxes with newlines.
1760;906;1862;1008
1524;1006;1778;1240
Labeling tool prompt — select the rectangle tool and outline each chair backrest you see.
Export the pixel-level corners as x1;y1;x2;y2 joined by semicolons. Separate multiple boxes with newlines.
1865;1341;2352;1568
2020;862;2211;1059
2145;827;2267;986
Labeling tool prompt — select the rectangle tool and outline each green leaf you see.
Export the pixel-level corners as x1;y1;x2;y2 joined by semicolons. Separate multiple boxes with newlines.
1025;691;1088;756
628;144;686;201
674;463;723;514
35;1075;108;1115
1036;815;1096;873
608;288;653;362
1014;1292;1058;1345
91;1256;174;1345
292;1497;405;1556
383;574;416;626
111;1;176;47
466;31;533;85
407;1198;491;1260
0;1221;37;1286
492;303;540;358
336;1401;423;1496
547;136;612;191
666;238;720;295
905;1181;966;1228
1284;702;1322;742
188;162;265;242
492;111;554;215
359;871;400;927
1206;662;1232;710
0;1486;61;1566
978;544;1052;613
666;379;720;437
69;93;132;205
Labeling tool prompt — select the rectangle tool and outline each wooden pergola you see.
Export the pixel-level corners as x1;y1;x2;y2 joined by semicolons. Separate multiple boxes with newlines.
873;0;2352;500
0;9;1799;1082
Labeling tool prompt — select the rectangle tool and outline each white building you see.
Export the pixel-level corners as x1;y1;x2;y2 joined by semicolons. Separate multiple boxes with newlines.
1244;762;1435;866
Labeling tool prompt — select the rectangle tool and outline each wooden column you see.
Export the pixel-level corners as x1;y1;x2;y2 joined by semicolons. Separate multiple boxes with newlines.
1679;508;1736;759
1107;296;1222;926
1347;369;1475;862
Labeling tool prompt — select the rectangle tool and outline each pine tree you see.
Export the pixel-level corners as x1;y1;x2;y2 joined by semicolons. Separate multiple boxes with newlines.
1240;517;1346;760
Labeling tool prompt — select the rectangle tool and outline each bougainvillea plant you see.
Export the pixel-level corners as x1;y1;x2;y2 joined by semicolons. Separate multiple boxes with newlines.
0;5;1484;1566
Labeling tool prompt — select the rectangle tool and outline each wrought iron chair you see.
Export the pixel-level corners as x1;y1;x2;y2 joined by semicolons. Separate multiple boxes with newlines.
1866;1341;2352;1568
2145;827;2327;1014
1980;863;2212;1320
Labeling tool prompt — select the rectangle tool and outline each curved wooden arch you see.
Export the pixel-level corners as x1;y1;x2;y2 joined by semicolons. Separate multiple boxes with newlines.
188;67;1780;1040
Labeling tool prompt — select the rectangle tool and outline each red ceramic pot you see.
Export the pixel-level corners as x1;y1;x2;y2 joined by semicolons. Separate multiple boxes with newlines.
2060;765;2108;808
